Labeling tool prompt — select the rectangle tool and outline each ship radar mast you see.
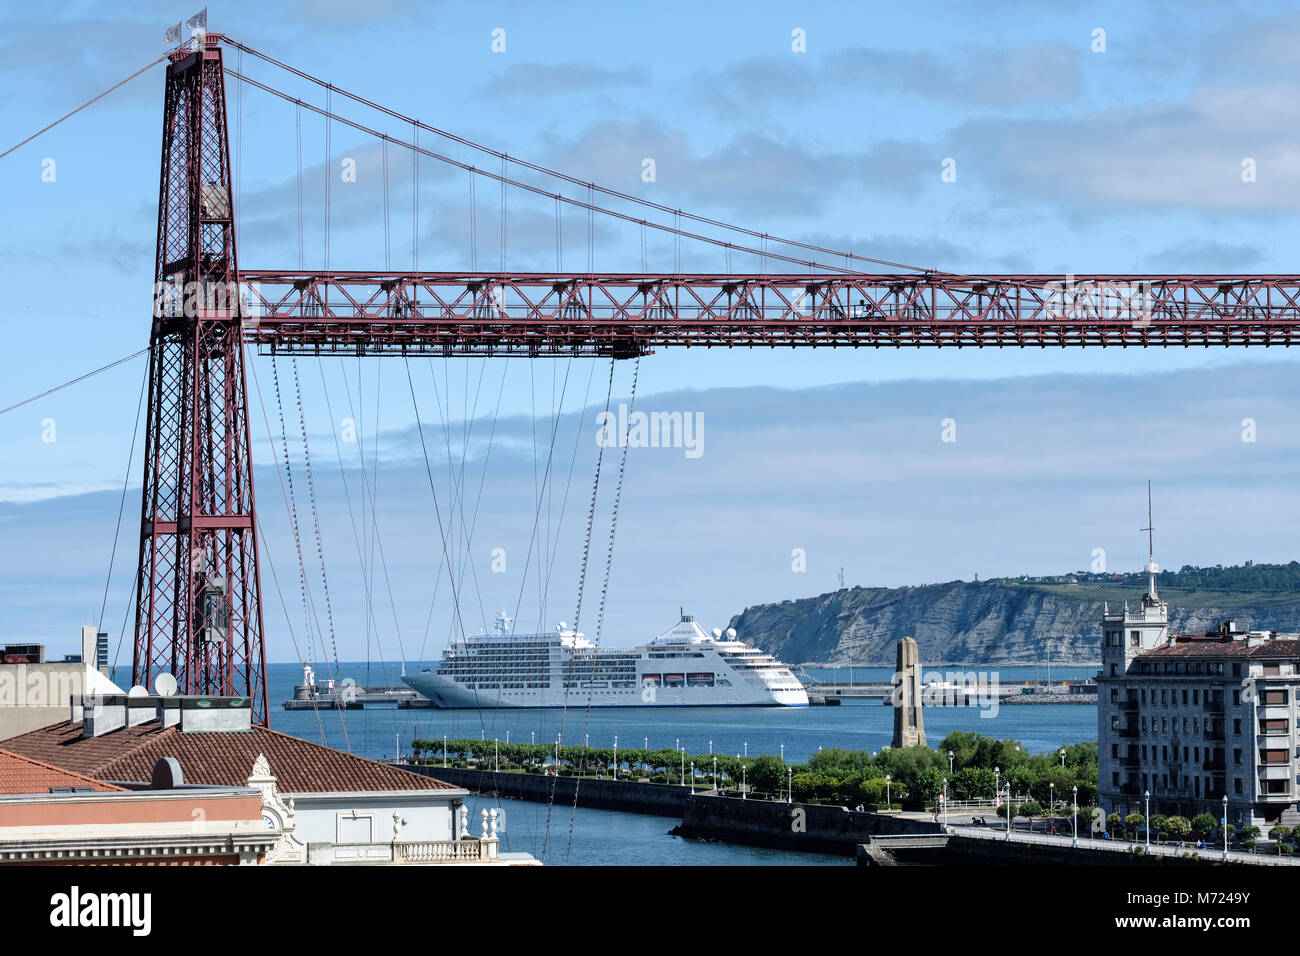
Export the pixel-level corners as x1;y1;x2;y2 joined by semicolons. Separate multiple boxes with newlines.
1141;478;1160;605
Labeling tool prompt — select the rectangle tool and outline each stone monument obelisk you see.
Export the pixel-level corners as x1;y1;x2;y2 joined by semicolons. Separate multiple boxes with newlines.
892;636;927;748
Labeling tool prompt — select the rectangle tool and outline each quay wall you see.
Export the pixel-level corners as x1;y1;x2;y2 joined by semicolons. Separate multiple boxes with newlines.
401;765;689;816
860;836;1241;866
672;795;941;855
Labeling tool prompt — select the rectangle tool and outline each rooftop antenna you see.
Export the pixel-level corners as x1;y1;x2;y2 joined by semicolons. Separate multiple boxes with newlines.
1141;479;1159;601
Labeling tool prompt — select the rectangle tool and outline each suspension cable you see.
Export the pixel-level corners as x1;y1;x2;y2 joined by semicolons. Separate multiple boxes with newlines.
225;67;914;277
221;37;938;274
0;51;174;160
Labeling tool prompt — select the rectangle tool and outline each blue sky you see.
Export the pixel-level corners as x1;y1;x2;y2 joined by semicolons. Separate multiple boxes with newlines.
3;1;1300;661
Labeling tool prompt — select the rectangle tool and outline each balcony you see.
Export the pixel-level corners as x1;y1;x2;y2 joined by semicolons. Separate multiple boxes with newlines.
1203;726;1225;742
1117;726;1139;739
1202;757;1225;771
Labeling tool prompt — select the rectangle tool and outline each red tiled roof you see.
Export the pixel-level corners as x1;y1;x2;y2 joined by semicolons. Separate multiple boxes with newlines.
0;749;123;795
0;722;458;794
1140;639;1300;660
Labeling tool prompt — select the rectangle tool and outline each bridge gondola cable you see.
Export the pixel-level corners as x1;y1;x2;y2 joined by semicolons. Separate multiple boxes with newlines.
567;356;639;861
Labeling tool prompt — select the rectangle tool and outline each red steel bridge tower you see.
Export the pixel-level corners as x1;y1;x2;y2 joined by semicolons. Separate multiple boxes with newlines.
131;34;1300;724
133;38;267;721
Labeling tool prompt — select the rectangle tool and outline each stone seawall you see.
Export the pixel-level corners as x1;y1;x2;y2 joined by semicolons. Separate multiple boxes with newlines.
672;795;942;855
402;765;689;816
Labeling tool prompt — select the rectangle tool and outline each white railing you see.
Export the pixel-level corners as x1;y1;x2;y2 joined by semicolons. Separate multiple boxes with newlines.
396;839;491;863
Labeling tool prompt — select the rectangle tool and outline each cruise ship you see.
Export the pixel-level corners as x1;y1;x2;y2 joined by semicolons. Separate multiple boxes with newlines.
402;612;809;708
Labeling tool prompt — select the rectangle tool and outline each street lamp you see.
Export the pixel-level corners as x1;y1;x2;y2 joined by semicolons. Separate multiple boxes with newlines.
941;778;948;828
741;762;747;799
1049;781;1055;820
396;733;400;762
442;734;447;768
1222;795;1229;861
787;767;793;804
613;736;618;780
744;741;748;758
1072;785;1078;848
1004;784;1012;841
948;751;954;774
885;774;891;807
994;766;1000;798
690;762;696;795
780;743;784;763
1059;748;1066;767
712;755;717;792
1144;789;1151;850
494;737;499;772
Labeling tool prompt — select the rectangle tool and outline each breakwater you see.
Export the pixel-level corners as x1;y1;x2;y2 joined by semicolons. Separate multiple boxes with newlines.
403;765;690;816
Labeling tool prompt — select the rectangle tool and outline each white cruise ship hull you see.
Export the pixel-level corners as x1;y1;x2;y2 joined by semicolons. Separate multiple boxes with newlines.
402;670;808;708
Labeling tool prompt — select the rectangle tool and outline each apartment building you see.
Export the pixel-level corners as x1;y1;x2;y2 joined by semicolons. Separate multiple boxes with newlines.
1098;561;1300;828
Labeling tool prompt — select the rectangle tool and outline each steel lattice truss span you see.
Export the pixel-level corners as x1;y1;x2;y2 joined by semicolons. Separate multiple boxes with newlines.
237;271;1300;356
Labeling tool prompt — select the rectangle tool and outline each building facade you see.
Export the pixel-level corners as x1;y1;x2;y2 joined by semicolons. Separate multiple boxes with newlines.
1098;565;1300;829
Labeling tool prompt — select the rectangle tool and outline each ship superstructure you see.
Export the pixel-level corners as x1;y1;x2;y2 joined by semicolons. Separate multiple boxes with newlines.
402;612;808;708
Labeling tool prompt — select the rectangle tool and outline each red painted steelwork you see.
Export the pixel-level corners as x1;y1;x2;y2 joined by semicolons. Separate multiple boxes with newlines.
134;36;268;723
236;271;1300;356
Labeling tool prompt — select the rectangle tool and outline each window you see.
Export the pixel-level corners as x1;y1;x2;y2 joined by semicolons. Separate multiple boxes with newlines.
1162;689;1168;706
1263;779;1289;795
1234;748;1243;765
1233;663;1242;677
1111;744;1119;757
1260;718;1289;735
1234;778;1243;794
1260;749;1289;765
1193;689;1199;705
1131;630;1141;645
1234;719;1242;735
1182;689;1189;705
1264;663;1281;676
1233;690;1241;705
1262;689;1289;706
1111;688;1119;702
1111;715;1120;729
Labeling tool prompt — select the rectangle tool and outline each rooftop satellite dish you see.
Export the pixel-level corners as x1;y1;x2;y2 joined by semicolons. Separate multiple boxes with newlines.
559;621;568;630
155;672;178;697
712;628;722;639
725;628;737;640
128;685;149;697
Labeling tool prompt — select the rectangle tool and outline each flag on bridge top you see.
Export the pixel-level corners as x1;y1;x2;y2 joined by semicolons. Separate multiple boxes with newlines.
187;7;207;34
164;21;182;44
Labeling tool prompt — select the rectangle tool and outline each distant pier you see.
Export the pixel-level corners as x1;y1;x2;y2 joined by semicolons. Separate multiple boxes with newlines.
801;678;1096;706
